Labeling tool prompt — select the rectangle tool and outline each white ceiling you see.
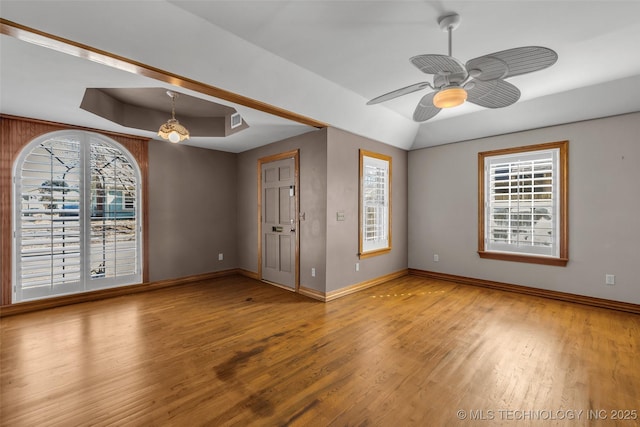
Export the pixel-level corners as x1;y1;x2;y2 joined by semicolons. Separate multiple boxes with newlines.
2;1;640;153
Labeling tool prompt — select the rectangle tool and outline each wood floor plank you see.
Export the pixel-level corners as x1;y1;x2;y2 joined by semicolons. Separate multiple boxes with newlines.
1;275;639;426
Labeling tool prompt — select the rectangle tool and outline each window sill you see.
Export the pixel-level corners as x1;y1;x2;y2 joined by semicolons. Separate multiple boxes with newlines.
359;248;391;259
478;251;568;267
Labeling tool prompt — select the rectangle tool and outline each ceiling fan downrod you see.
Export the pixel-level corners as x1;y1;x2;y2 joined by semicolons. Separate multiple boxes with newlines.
438;13;461;57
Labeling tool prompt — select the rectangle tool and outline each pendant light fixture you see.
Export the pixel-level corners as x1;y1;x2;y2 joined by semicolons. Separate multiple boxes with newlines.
158;91;190;143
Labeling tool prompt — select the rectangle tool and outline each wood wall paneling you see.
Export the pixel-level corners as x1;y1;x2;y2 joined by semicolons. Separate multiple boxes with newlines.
0;115;149;305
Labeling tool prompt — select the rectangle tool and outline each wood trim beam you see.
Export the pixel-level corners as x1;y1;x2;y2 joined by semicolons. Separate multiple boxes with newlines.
0;18;328;130
409;269;640;315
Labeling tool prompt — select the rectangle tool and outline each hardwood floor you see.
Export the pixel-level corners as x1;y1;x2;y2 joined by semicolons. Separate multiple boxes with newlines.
1;275;639;426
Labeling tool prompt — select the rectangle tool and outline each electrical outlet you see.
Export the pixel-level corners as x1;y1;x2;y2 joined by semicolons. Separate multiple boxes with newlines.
605;274;615;286
433;254;439;262
218;253;223;261
311;267;316;277
355;262;360;272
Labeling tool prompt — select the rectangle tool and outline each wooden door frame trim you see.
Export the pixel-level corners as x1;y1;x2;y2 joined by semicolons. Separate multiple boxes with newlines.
257;150;300;291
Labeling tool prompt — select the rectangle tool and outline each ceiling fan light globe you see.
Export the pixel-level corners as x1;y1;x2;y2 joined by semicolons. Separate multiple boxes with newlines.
158;118;190;142
168;131;180;143
433;87;468;108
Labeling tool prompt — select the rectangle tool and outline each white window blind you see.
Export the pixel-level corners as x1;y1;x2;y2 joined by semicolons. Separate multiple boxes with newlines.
90;142;139;282
361;154;390;253
17;138;83;298
484;148;559;257
13;131;142;302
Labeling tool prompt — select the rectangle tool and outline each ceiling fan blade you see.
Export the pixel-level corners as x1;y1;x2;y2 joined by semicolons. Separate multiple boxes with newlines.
466;46;558;81
413;92;442;122
466;79;521;109
367;82;432;105
410;54;466;76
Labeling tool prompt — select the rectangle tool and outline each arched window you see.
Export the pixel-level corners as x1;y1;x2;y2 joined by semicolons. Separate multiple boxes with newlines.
13;130;142;302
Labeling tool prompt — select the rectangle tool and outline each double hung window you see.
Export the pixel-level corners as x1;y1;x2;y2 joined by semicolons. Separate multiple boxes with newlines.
478;141;568;266
359;150;391;258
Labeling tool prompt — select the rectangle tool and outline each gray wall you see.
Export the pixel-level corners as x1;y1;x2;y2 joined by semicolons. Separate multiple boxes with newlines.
236;129;328;292
325;128;408;292
408;112;640;304
148;141;238;281
236;127;408;295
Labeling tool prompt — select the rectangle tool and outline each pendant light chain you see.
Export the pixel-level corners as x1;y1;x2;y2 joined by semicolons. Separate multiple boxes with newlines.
170;92;177;120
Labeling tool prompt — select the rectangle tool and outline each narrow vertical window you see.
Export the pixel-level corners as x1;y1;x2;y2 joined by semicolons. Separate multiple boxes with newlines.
13;131;142;302
359;150;392;258
478;141;568;266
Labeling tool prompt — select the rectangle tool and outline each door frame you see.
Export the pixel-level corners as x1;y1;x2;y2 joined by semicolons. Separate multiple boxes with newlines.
257;149;300;291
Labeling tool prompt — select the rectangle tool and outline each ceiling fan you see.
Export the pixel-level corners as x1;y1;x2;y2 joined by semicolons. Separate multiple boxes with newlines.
367;13;558;122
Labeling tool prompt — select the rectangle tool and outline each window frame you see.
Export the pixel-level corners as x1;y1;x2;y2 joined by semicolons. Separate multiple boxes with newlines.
359;149;392;259
478;140;568;266
2;116;149;307
13;131;143;302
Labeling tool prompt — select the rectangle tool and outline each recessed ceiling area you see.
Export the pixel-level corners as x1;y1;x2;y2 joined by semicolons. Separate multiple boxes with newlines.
80;88;249;138
0;31;318;153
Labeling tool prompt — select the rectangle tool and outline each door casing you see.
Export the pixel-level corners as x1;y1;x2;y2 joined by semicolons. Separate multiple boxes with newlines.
257;149;300;291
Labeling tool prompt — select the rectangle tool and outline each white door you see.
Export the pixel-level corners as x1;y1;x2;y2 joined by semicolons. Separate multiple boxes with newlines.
261;157;296;289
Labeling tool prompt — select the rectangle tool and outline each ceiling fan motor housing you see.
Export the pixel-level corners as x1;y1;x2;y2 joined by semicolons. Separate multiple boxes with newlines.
434;71;467;88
